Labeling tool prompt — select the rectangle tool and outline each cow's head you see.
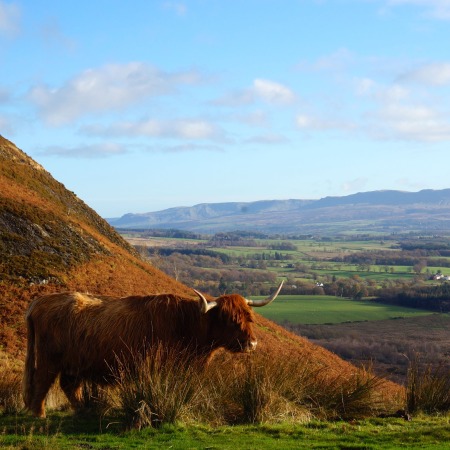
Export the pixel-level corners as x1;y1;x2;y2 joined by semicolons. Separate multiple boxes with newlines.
194;281;283;353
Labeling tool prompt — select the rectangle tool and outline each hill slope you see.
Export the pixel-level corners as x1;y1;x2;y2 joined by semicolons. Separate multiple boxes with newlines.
0;135;190;356
108;189;450;234
0;136;400;407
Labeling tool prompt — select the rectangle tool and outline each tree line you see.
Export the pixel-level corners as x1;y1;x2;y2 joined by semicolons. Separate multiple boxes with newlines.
331;250;450;271
373;284;450;312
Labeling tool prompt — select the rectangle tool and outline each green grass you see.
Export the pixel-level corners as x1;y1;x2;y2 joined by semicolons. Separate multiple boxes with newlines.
1;412;448;449
252;295;433;324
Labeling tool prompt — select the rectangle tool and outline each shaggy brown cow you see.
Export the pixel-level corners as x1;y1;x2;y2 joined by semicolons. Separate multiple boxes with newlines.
23;282;283;418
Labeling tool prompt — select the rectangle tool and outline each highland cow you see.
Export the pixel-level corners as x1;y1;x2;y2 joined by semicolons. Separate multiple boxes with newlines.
23;282;283;417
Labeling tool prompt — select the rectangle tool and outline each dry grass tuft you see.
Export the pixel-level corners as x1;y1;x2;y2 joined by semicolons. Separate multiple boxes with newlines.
110;344;202;429
0;371;22;415
1;345;403;426
193;351;397;425
307;365;394;420
406;354;450;414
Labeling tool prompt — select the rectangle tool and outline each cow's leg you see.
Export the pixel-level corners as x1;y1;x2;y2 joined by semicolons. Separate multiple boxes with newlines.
59;373;83;410
28;366;58;418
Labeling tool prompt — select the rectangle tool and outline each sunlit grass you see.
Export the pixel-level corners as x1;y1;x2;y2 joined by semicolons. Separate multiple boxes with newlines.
1;413;448;449
252;295;433;324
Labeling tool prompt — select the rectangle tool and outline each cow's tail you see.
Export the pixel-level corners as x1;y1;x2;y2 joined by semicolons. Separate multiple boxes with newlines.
22;314;35;409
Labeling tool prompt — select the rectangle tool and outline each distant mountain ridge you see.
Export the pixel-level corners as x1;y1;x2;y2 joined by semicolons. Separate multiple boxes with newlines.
310;189;450;208
107;189;450;234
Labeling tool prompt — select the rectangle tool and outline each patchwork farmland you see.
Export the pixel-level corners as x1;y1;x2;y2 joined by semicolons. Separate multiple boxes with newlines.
124;230;450;383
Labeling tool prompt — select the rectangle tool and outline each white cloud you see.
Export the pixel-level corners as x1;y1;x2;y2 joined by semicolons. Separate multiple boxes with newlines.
354;77;377;96
296;114;354;132
0;1;20;36
29;62;203;125
357;74;450;142
370;103;450;142
234;110;269;127
253;79;296;104
212;79;295;107
244;133;288;145
82;118;222;141
376;84;410;102
400;62;450;86
157;143;224;153
174;120;219;139
38;142;126;158
295;82;450;143
386;0;450;20
295;49;450;142
296;114;322;130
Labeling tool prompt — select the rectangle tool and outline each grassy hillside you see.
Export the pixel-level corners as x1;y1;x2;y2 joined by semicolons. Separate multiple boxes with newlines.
0;135;191;357
0;135;402;419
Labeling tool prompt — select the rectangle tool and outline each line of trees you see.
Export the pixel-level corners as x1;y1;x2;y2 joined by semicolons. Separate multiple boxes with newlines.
373;284;450;312
144;250;276;296
333;250;450;270
143;247;231;264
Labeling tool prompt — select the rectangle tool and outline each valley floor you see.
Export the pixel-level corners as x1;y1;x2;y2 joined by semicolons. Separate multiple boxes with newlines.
285;314;450;385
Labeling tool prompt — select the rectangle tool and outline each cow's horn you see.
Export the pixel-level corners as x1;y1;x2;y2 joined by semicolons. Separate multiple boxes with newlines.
194;289;218;313
246;281;284;307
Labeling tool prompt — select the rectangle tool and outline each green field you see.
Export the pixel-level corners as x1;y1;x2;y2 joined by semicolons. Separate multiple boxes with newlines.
1;413;449;449
252;295;433;324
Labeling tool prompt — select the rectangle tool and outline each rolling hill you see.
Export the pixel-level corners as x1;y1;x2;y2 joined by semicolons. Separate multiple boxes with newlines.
0;135;400;409
107;189;450;234
0;135;190;357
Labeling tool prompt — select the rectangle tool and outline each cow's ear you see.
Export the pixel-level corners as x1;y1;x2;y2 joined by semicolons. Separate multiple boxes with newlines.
193;289;218;313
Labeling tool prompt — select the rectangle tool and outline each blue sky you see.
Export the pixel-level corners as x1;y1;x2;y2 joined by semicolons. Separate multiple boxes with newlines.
1;0;450;217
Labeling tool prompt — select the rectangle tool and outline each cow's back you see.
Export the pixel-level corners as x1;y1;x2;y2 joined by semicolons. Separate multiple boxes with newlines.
26;292;196;381
27;292;138;379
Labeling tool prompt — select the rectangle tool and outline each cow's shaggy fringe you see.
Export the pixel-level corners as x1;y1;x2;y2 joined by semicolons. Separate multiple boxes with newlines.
110;343;202;429
406;354;450;414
